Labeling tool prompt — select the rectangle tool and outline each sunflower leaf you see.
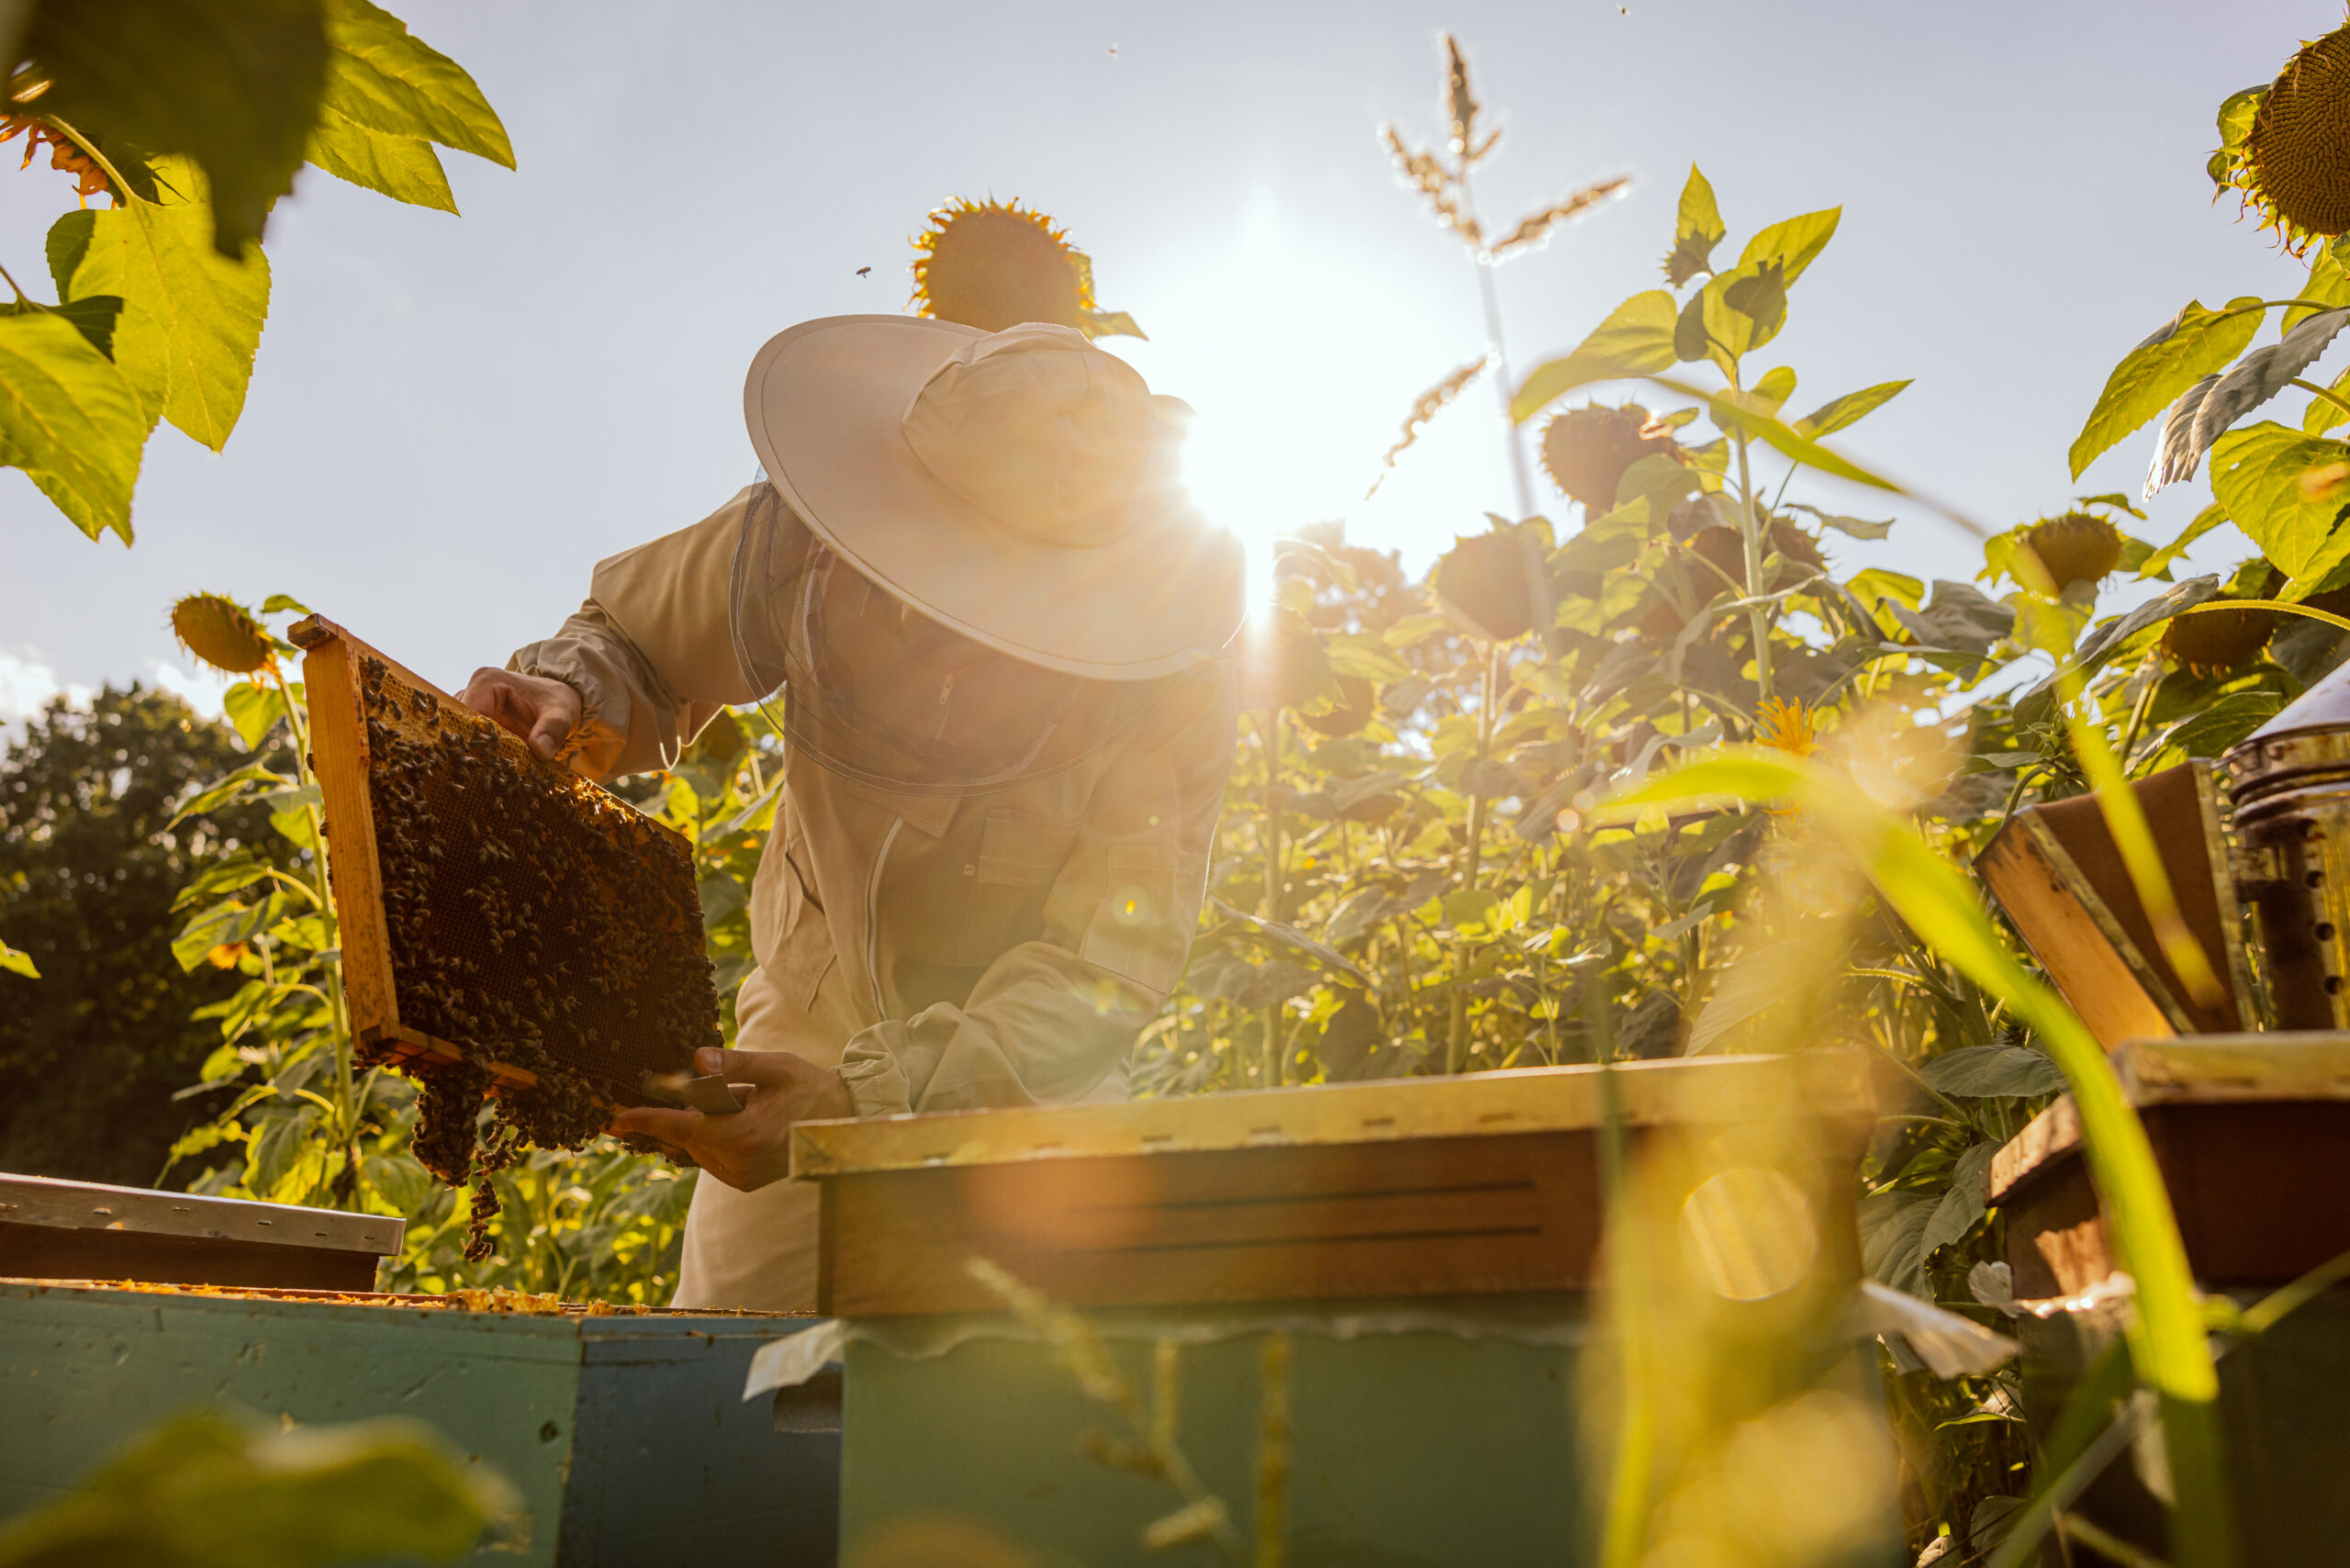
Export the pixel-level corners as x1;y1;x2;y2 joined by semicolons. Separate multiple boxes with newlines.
1512;290;1681;421
2176;306;2350;479
24;0;329;255
2072;297;2264;480
0;310;147;543
319;0;514;167
1662;163;1725;287
2138;502;2227;578
60;157;272;452
1795;379;1911;439
2287;239;2350;332
304;100;454;211
2210;421;2350;581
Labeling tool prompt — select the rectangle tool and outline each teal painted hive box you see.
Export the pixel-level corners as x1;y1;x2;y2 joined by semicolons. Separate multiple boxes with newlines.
0;1281;839;1567
790;1054;1893;1568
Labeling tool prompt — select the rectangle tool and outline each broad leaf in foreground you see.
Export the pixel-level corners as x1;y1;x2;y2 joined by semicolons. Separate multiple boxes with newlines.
319;0;515;169
25;0;330;256
0;310;146;542
56;158;272;451
306;100;455;211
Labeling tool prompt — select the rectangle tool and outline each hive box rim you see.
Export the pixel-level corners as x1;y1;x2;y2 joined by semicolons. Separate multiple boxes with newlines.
0;1172;401;1256
792;1049;1875;1179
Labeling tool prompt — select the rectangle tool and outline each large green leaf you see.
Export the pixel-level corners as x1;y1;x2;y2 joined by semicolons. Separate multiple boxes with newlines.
1920;1045;2066;1099
1511;290;1678;420
305;99;454;210
2209;421;2350;581
26;0;329;255
2068;297;2264;479
0;310;145;542
320;0;515;168
61;158;272;451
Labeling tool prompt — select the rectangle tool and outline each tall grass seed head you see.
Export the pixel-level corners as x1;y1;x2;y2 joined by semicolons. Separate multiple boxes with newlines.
2236;24;2350;250
2020;511;2122;593
170;592;274;676
1538;403;1680;513
911;198;1094;333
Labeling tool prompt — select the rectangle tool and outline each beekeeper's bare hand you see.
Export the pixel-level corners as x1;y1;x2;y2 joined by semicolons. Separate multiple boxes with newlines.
607;1047;853;1192
461;668;579;760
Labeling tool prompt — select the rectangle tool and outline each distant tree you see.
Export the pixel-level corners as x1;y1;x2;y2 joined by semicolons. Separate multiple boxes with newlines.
0;686;274;1186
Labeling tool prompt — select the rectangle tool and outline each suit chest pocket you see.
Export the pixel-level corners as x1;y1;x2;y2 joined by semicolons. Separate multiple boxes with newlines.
943;811;1081;968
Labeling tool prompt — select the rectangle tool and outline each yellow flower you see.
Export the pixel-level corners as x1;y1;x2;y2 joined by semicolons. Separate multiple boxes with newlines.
1754;697;1817;756
2221;24;2350;252
909;197;1142;339
911;198;1093;332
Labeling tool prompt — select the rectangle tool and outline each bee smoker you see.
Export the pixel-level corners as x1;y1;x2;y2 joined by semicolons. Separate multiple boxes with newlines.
1978;659;2350;1045
2220;659;2350;1032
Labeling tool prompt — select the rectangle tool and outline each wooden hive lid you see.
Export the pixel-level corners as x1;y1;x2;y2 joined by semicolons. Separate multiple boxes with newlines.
1986;1031;2350;1204
791;1050;1875;1179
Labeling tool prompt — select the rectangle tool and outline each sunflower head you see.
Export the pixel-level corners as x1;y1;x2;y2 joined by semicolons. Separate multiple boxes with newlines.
1538;403;1680;512
1754;696;1817;757
911;198;1101;334
2218;24;2350;252
170;593;274;676
2163;603;2277;675
2020;511;2123;593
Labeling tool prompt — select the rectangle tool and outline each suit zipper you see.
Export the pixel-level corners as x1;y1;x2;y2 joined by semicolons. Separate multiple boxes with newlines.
866;816;903;1020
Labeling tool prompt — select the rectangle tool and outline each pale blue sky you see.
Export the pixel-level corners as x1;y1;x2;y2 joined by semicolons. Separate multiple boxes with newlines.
0;0;2332;722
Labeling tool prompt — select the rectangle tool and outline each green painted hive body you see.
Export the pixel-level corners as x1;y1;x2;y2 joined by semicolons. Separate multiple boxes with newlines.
0;1281;838;1567
792;1058;1898;1568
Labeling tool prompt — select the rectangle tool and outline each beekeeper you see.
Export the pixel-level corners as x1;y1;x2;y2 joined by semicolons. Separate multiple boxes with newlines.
460;317;1243;1312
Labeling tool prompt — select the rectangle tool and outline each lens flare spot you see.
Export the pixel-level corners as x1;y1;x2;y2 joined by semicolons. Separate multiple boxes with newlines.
1678;1167;1818;1301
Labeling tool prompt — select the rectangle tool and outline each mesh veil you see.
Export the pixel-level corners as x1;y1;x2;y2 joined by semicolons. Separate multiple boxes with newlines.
728;484;1173;797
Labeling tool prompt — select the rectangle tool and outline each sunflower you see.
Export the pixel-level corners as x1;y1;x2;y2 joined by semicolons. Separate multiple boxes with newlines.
1538;403;1680;512
2163;602;2277;675
909;197;1144;340
170;593;274;676
2221;24;2350;252
2020;511;2122;593
1753;696;1817;756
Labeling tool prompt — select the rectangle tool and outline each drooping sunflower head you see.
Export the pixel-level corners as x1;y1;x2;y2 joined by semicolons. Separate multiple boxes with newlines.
2020;511;2123;593
170;592;274;676
2163;603;2277;676
2219;24;2350;252
1538;403;1680;513
911;198;1096;333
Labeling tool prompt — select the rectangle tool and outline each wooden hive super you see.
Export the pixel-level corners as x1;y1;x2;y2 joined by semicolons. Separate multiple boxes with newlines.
292;615;719;1108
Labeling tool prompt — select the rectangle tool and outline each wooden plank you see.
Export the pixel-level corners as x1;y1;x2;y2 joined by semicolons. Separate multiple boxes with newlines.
824;1131;1606;1316
299;622;400;1047
1977;813;2181;1047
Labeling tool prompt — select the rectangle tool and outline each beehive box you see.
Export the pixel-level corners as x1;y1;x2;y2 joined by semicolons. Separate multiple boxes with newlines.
795;1055;1893;1566
0;1173;400;1291
290;615;719;1110
1989;1034;2350;1566
0;1280;838;1567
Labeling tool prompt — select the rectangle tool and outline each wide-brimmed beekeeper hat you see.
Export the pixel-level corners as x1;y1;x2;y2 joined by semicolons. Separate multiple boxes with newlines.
742;315;1245;682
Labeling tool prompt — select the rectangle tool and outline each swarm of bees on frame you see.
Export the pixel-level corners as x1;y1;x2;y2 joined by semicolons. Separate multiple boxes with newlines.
353;657;721;1260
